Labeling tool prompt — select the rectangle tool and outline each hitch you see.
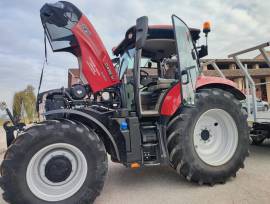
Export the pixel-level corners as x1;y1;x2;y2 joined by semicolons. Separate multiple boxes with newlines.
0;102;25;147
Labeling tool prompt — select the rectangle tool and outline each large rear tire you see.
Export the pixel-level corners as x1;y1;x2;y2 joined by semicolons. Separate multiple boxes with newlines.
0;120;108;204
167;89;249;185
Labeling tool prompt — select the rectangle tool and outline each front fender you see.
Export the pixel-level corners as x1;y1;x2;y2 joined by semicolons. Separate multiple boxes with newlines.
44;109;120;161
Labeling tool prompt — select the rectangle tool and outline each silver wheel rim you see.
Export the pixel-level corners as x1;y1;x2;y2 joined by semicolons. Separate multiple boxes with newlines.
193;109;238;166
26;143;88;202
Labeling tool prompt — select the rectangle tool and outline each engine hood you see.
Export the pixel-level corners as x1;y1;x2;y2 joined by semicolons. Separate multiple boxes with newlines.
40;1;120;92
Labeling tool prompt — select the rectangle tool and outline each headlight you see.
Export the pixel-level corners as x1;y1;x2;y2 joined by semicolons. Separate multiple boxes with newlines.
101;92;110;101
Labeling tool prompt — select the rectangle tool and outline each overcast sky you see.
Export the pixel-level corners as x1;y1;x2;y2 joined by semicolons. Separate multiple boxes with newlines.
0;0;270;110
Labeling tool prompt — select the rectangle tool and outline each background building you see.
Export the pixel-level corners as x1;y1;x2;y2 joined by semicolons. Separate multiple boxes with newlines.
202;52;270;102
68;69;81;88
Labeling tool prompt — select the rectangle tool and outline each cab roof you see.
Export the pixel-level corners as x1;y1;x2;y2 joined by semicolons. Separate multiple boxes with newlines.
113;25;201;56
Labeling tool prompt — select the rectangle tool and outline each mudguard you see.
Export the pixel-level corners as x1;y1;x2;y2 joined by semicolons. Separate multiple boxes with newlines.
196;76;246;100
160;76;245;116
44;109;120;160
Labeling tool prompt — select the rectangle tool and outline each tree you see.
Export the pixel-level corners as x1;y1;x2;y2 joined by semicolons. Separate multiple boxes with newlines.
12;92;23;119
23;85;37;121
12;85;37;122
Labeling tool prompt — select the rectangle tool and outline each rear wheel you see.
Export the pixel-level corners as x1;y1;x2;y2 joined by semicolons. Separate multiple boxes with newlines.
0;120;108;204
167;89;249;185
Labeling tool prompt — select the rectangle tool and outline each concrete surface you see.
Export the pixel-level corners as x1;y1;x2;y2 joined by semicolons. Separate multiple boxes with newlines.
0;127;270;204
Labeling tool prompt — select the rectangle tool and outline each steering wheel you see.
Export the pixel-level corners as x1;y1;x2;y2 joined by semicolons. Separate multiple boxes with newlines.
140;70;149;79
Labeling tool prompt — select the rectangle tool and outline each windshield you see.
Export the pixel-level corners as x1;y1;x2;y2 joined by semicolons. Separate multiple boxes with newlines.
118;48;135;79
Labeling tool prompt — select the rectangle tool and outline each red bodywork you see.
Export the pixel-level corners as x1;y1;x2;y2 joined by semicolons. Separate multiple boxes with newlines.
196;75;238;89
160;76;244;116
72;15;120;93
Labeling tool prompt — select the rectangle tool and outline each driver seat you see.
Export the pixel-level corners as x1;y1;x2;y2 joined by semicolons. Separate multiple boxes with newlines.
147;78;176;92
140;78;176;116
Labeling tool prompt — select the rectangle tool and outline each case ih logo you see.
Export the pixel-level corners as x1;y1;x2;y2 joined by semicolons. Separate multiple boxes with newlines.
81;24;91;36
86;57;100;76
104;63;116;81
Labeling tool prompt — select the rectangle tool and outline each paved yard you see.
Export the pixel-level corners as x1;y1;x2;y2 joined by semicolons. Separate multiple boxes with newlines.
0;127;270;204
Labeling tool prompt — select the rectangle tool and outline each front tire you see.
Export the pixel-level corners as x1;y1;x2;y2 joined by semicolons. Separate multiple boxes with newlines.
0;120;108;204
167;89;249;185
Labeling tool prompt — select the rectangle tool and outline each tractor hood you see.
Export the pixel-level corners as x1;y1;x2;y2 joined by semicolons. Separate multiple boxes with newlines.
40;1;120;93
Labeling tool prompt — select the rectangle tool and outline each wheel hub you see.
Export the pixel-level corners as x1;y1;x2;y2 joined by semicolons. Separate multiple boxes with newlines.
26;143;88;202
201;129;210;141
45;156;72;183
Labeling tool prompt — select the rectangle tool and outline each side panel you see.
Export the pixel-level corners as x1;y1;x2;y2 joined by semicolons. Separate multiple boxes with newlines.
160;83;181;116
72;15;120;93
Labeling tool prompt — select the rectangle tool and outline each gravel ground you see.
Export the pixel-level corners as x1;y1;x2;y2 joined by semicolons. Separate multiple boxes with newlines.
0;126;270;204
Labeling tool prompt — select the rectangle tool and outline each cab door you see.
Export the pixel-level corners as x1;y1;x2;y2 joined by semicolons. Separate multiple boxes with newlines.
172;15;200;105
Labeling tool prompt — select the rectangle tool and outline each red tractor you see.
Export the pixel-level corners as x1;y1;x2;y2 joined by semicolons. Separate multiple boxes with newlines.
0;1;249;204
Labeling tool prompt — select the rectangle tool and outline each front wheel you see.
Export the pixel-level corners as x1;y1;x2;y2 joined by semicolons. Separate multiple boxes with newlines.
167;89;249;185
0;120;108;204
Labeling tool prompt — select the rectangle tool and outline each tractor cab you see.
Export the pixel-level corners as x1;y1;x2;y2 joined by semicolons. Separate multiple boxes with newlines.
114;16;206;116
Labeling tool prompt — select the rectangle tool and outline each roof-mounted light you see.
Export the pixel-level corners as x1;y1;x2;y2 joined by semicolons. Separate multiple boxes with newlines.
203;21;211;36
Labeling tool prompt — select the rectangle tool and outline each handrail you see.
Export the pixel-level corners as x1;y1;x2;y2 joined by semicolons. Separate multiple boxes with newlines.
201;60;226;78
228;41;270;122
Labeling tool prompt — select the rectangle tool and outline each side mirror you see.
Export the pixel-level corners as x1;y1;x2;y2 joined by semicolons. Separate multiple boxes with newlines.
198;45;208;58
135;16;148;50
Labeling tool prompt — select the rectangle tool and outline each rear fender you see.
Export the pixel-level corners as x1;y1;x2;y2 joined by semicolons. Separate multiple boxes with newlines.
196;76;245;100
44;109;120;161
160;76;245;117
